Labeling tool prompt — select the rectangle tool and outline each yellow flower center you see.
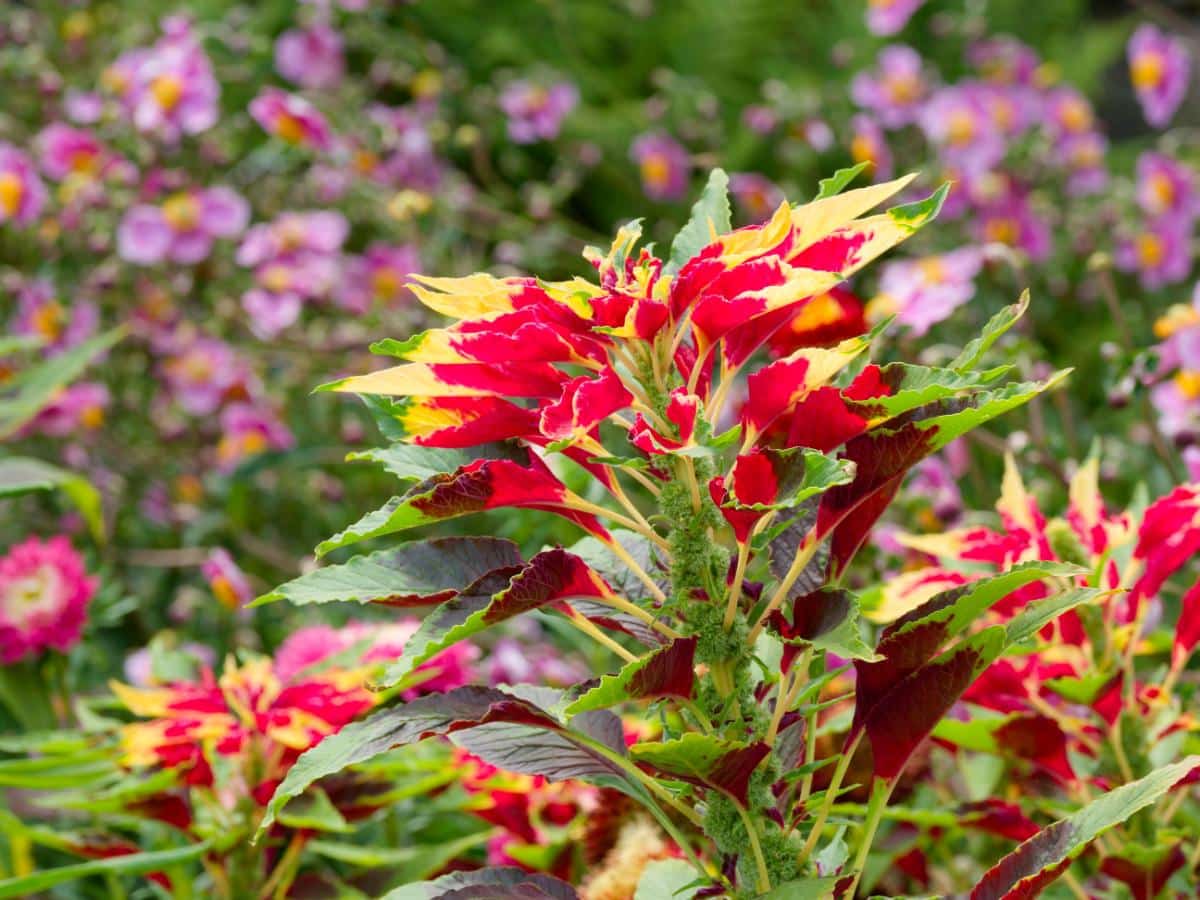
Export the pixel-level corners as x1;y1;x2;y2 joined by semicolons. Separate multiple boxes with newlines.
387;190;433;221
150;74;185;112
947;111;976;146
273;112;307;144
984;217;1018;245
918;257;946;283
80;404;105;429
640;153;672;190
1175;371;1200;400
211;575;241;610
411;68;443;99
1136;232;1164;268
1131;51;1164;89
886;74;920;104
0;172;25;217
31;301;65;341
182;354;213;381
850;135;877;168
1154;304;1200;338
261;264;292;293
1150;172;1175;210
69;148;99;174
991;98;1016;130
162;192;200;231
174;474;204;504
1059;99;1092;133
353;149;378;174
372;267;402;299
61;12;92;41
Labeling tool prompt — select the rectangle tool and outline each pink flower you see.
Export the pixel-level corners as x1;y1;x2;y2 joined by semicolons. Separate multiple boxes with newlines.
970;176;1052;261
0;536;97;664
848;114;894;181
160;336;248;416
1042;87;1097;138
116;22;220;141
1128;24;1190;128
201;549;254;610
64;90;105;125
118;186;249;265
918;85;1005;174
1136;152;1198;221
215;402;293;471
498;80;578;143
741;105;778;135
630;132;690;202
1057;131;1109;197
968;37;1042;87
1115;216;1193;290
250;88;333;151
274;24;345;90
369;103;442;190
851;44;930;128
728;173;784;223
11;279;99;354
21;382;109;437
869;246;984;335
866;0;924;36
236;211;347;337
338;242;420;312
0;143;47;227
35;124;106;181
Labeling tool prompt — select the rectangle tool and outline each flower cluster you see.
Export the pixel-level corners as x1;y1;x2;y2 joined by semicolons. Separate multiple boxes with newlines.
0;536;97;665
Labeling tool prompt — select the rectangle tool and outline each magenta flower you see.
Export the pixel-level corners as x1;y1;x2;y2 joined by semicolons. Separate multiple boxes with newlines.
21;382;110;437
250;88;333;151
0;536;97;664
237;211;347;337
64;90;105;125
161;336;248;416
865;0;924;35
918;85;1005;174
1149;293;1200;438
0;143;46;227
968;37;1041;87
970;176;1052;261
120;22;220;141
11;279;99;354
369;103;442;191
848;114;894;181
741;105;778;135
630;132;690;202
1136;152;1198;221
338;242;420;312
850;45;930;128
498;79;578;143
118;186;249;265
274;24;345;90
1128;24;1190;128
216;402;293;471
1058;131;1109;197
729;173;784;224
869;246;984;336
1115;216;1193;290
35;124;106;181
201;549;254;610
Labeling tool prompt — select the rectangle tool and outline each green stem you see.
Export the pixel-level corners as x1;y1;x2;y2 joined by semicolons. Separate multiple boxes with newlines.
842;778;893;899
735;802;772;895
797;732;860;865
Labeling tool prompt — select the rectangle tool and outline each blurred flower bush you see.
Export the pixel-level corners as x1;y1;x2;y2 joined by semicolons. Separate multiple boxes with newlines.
1;0;1198;897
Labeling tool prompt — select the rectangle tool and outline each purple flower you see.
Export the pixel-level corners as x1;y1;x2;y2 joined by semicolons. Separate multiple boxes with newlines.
1058;131;1109;197
968;37;1042;87
116;21;220;142
11;279;99;354
1128;24;1190;128
630;132;690;202
274;24;345;90
918;85;1005;174
1136;152;1198;221
35;124;106;181
729;173;784;223
338;242;421;312
970;176;1052;261
201;549;254;609
850;45;929;128
21;382;109;437
0;143;47;227
160;336;248;416
498;80;578;143
1042;87;1097;138
64;90;104;124
118;186;249;265
249;88;333;150
1115;216;1193;290
865;0;924;36
741;105;778;135
800;119;834;152
869;246;984;335
369;103;442;191
848;114;893;181
216;402;293;471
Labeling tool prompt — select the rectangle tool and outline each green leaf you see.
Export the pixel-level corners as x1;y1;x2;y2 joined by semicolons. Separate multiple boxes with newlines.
760;876;839;899
252;537;522;607
309;832;489;882
634;859;703;899
951;291;1030;373
0;328;123;440
0;842;209;899
564;637;697;714
814;163;869;200
667;168;731;274
275;787;353;832
0;457;104;541
843;363;1012;421
972;757;1200;900
347;441;526;482
630;734;769;806
887;182;950;233
1005;588;1105;646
